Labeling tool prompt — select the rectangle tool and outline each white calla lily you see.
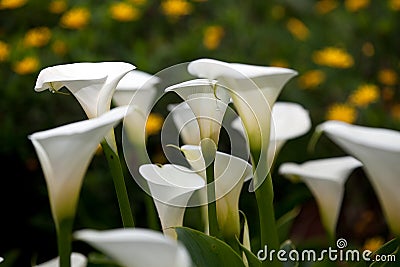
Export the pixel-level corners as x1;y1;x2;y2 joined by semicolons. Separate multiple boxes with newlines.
180;145;253;239
188;58;297;188
232;102;311;167
35;62;135;152
34;253;87;267
165;79;230;145
317;120;400;235
74;228;192;267
29;106;130;225
279;156;362;237
139;164;205;238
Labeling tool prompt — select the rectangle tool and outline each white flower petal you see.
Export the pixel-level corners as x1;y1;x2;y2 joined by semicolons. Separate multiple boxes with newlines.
74;228;192;267
139;164;205;238
317;120;400;235
165;78;230;142
279;156;362;237
29;106;130;223
167;103;201;146
35;62;135;118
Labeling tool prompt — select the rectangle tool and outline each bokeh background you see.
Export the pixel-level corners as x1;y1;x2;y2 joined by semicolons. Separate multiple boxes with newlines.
1;0;399;266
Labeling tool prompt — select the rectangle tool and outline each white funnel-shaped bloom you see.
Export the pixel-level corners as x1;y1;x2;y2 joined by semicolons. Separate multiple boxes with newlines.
165;79;230;144
279;156;362;237
188;58;297;189
317;120;400;235
181;145;253;238
232;102;311;166
34;253;87;267
29;106;130;225
74;228;192;267
34;62;135;152
139;164;205;238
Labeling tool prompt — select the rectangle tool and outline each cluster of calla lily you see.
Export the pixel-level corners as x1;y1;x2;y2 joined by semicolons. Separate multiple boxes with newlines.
29;59;400;267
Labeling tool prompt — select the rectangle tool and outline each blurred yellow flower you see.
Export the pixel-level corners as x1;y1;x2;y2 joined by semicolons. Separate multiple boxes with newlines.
348;84;380;107
389;0;400;11
312;47;354;68
0;41;10;62
326;103;357;123
51;40;68;56
49;0;67;14
203;25;224;50
361;42;374;57
161;0;192;19
286;18;309;41
345;0;370;12
24;27;52;47
378;69;398;86
391;104;400;120
13;56;40;75
110;2;139;22
0;0;27;9
363;237;384;252
60;7;90;29
314;0;338;15
298;70;326;89
146;113;164;136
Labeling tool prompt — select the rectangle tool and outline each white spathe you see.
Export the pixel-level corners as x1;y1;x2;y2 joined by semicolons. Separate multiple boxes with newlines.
180;145;253;238
139;164;205;238
34;253;87;267
279;156;362;237
188;58;297;150
232;102;311;166
165;79;230;144
188;58;297;189
317;120;400;235
74;228;192;267
29;106;130;224
35;62;135;152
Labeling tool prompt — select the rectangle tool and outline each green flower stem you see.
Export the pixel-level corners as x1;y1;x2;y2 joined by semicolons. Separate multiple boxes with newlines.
251;148;281;267
206;161;220;238
101;141;135;228
57;218;73;267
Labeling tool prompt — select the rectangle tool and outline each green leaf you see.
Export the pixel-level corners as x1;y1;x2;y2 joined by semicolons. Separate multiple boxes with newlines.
176;227;246;267
276;207;301;241
354;238;399;267
235;236;262;267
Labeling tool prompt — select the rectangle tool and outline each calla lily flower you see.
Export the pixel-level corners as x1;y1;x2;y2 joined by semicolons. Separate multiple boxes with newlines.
112;70;160;147
34;62;135;152
232;102;311;167
34;253;87;267
279;156;362;237
166;103;200;146
139;164;205;238
317;120;400;235
188;58;297;188
74;228;192;267
180;145;253;239
165;79;230;146
29;106;130;226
